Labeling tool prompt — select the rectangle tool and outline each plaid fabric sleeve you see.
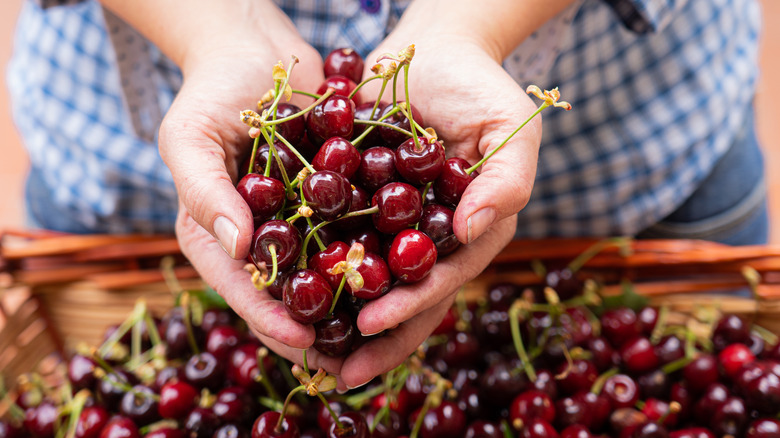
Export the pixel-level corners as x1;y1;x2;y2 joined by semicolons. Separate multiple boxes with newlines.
602;0;683;33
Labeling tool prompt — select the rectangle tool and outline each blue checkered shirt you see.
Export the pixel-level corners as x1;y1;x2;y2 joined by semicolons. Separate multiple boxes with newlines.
6;0;761;237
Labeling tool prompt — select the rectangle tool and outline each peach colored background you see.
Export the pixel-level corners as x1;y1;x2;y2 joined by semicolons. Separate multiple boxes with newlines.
1;1;779;243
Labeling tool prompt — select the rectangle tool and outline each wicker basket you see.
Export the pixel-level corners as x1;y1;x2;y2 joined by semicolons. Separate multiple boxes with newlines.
3;231;780;382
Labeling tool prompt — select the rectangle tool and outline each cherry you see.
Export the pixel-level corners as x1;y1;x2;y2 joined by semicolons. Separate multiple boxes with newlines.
23;401;58;438
528;369;559;400
457;384;489;421
710;396;747;437
377;102;423;148
98;370;138;411
144;428;185;438
746;419;780;438
575;391;610;431
317;75;361;105
68;354;98;392
630;421;669;438
312;137;361;179
410;401;465;438
237;174;286;223
620;337;659;375
465;420;502;438
251;220;302;272
184;407;219;438
641;398;678;428
323;48;364;84
317;401;347;432
520;418;559;438
200;308;236;333
432;157;476;208
244;141;304;182
485;282;522;311
510;390;555;427
227;343;268;392
387;229;437;283
75;406;109;438
252;411;299;438
553;395;589;430
158;381;198;420
478;359;529;408
692;382;729;425
712;314;751;351
266;102;307;146
418;204;460;257
473;309;511;347
266;270;289;300
313;309;355;357
394;137;445;185
328;411;369;438
213;386;255;425
668;429;715;438
600;307;640;349
333;186;371;231
161;307;203;359
743;370;780;414
352;101;386;146
559;425;592;438
718;342;755;378
282;269;333;324
185;351;224;391
609;408;648;438
356;146;399;192
119;385;160;426
543;267;583;301
302;170;353;221
214;424;250;438
654;335;685;365
372;182;423;234
437;332;481;369
682;353;719;393
587;336;617;372
637;307;659;335
670;382;693;421
98;416;140;438
307;95;355;145
310;241;350;289
295;218;339;257
555;359;598;396
365;407;404;438
206;325;243;361
603;374;640;409
155;366;186;392
0;421;23;438
349;252;392;299
637;369;670;400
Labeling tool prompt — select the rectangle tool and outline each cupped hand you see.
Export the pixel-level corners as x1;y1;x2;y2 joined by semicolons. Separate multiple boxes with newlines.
334;34;544;388
159;36;346;373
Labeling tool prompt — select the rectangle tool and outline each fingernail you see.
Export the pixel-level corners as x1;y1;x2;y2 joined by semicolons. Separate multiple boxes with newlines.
347;378;372;390
337;388;349;395
361;329;383;337
466;208;496;244
213;216;239;258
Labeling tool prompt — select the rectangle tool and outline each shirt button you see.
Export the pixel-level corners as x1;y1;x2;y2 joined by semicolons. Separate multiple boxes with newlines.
360;0;381;14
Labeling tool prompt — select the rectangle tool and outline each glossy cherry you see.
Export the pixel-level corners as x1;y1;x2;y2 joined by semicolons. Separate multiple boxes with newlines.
251;220;302;272
712;314;751;351
282;269;333;324
227;343;267;392
213;386;255;425
144;428;185;438
252;411;299;438
600;307;641;349
75;406;109;438
333;186;371;231
746;419;780;438
692;383;730;425
620;337;659;375
327;411;369;438
184;351;224;391
352;101;386;146
206;325;243;361
307;95;355;145
682;353;719;393
302;170;353;221
372;182;423;234
418;204;460;257
478;359;529;408
559;425;592;438
349;252;392;299
309;241;350;289
668;429;715;438
317;75;361;105
313;309;355;357
23;401;58;438
555;359;598;396
654;335;685;365
323;48;364;84
98;370;138;411
356;146;399;193
710;396;747;437
119;385;159;426
387;229;436;283
465;420;502;438
603;374;641;409
312;137;361;179
718;342;755;378
411;401;465;438
267;102;306;146
184;406;220;438
394;137;445;185
630;421;669;438
432;157;476;208
98;416;140;438
237;174;286;223
158;381;198;420
520;418;559;438
510;390;555;427
244;141;304;182
377;102;423;148
68;354;98;392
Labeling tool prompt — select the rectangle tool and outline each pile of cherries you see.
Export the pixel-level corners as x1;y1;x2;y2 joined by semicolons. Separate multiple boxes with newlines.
235;46;562;358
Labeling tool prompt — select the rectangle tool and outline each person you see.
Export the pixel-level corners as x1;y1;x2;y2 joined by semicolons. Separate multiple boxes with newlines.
7;0;765;390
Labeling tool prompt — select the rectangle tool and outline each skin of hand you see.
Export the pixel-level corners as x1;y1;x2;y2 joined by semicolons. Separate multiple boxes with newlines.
98;1;350;373
331;0;575;388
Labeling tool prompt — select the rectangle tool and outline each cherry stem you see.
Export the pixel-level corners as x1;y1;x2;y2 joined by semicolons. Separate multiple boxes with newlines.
350;74;382;99
350;104;403;147
317;392;344;429
259;128;294;199
180;293;201;356
307;216;327;252
303;349;311;375
465;102;549;175
391;64;400;107
567;236;632;274
370;77;390;119
292;89;321;99
509;302;537;382
97;300;147;358
353;119;413;138
299;206;379;267
0;378;25;422
369;404;390;433
264;88;335;128
590;367;619;395
402;64;421;150
398;105;434;143
255;348;283;402
263;245;279;287
276;385;306;433
650;306;669;344
272;129;316;174
410;396;432;438
263;56;298;123
64;390;90;438
247;135;261;177
327;275;348;317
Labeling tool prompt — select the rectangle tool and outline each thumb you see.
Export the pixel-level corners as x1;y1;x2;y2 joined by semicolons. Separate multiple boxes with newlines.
451;117;542;244
159;112;254;261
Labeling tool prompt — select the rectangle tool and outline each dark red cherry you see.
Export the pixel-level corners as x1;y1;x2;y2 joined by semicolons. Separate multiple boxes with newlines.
237;174;286;223
637;307;659;335
432;157;476;208
372;182;423;234
309;241;350;289
510;390;555;426
356;146;399;192
601;307;641;349
282;269;333;324
377;102;423;148
668;428;715;438
543;267;583;301
243;141;304;182
576;391;611;431
718;343;755;378
213;387;255;425
302;170;352;221
669;382;693;421
394;137;445;185
206;325;243;362
365;407;403;438
352;101;386;146
559;425;592;438
693;383;730;425
98;370;138;411
227;343;269;392
266;270;289;300
343;227;381;255
743;370;780;413
349;252;391;299
144;428;185;438
327;411;368;438
479;359;529;408
0;421;23;438
333;186;371;231
473;309;511;346
99;416;140;438
161;307;203;359
251;220;302;272
529;369;559;400
630;421;669;438
603;374;640;409
746;419;780;438
213;424;250;438
252;411;299;438
158;381;198;420
184;406;219;438
410;401;465;438
387;229;436;283
307;95;355;146
712;314;751;351
556;359;598;396
324;48;364;84
317;75;361;105
265;102;306;146
520;418;559;438
637;369;670;400
313;137;361;179
682;353;719;393
24;401;58;438
119;385;160;426
185;351;224;391
554;395;589;430
295;218;339;257
710;396;747;437
200;308;236;333
68;354;98;392
620;337;659;375
313;309;355;357
641;398;678;428
75;406;109;438
418;204;460;257
587;336;617;371
654;335;685;365
317;401;347;432
465;421;502;438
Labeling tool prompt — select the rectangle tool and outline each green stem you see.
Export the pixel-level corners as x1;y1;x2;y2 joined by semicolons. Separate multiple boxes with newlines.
181;294;201;356
370;78;389;119
264;89;334;127
351;103;403;147
402;64;420;150
353;119;413;138
465;102;549;175
260;128;294;196
410;397;431;438
299;206;379;266
306;216;327;252
369;404;390;433
248;135;261;177
292;89;322;99
328;275;348;316
263;245;279;287
509;303;537;382
567;236;631;274
263;57;298;123
590;367;619;394
256;349;282;402
317;392;344;429
350;74;382;99
276;385;306;432
303;349;311;376
273;129;316;174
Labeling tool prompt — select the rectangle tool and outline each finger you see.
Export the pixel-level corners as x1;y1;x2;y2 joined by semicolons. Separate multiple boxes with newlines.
355;215;516;336
176;208;315;349
160;96;255;261
451;99;542;245
339;294;457;389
